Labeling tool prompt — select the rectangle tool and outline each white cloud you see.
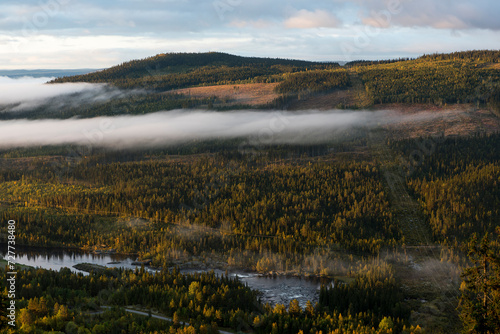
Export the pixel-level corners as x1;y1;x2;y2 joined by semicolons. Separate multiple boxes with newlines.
285;9;340;29
229;19;274;29
358;0;500;30
0;0;498;68
0;34;255;69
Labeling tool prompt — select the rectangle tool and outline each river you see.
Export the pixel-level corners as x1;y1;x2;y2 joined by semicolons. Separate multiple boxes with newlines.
1;246;325;307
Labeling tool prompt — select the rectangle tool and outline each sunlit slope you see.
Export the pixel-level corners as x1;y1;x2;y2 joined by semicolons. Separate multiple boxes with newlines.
50;52;340;91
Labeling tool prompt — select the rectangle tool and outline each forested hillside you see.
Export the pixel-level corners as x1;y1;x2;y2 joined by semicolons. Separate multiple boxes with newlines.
51;52;339;91
275;69;351;94
352;50;500;106
358;60;500;104
1;131;498;332
390;134;500;248
0;142;400;268
0;50;496;120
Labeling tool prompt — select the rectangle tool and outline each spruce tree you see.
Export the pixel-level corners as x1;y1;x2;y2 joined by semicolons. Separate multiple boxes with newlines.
460;232;500;333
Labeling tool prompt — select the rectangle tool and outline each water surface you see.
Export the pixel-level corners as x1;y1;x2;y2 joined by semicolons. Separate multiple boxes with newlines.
1;246;324;307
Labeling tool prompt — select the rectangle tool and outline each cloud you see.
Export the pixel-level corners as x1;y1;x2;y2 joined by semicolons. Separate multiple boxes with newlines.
0;0;498;69
0;76;127;111
229;19;273;29
285;9;340;29
358;0;500;30
0;109;443;149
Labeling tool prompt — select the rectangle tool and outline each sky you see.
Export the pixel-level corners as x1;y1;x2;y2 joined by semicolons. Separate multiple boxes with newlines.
0;0;499;69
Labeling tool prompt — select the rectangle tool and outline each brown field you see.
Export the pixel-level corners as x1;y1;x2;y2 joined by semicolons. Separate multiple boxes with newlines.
169;83;280;107
376;103;500;138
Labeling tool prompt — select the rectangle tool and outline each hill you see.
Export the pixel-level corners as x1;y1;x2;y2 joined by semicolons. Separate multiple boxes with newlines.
1;50;497;121
50;50;500;108
50;52;340;91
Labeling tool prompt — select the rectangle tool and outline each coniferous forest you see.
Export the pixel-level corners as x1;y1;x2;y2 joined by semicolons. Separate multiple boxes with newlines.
0;50;500;333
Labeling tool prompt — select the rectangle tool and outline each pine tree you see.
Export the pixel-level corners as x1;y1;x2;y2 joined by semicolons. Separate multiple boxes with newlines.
460;232;500;333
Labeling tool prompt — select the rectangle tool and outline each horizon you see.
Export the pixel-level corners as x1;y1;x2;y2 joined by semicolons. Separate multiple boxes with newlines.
1;49;497;72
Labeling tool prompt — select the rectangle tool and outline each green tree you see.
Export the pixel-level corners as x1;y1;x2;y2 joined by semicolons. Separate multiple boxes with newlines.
378;317;394;332
65;321;79;334
460;232;500;333
188;281;200;296
305;300;315;317
56;305;70;320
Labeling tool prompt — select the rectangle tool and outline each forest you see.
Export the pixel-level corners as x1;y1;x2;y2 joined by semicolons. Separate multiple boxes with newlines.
0;141;400;266
357;61;500;105
0;261;424;334
0;131;499;333
50;52;339;91
390;134;500;248
1;50;500;333
275;70;351;94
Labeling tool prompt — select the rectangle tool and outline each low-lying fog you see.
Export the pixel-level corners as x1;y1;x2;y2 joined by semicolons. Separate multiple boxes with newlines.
0;76;442;149
0;109;442;149
0;76;127;112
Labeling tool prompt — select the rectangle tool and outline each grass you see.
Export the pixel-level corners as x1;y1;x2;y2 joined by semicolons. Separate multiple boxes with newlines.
0;257;33;271
169;82;279;107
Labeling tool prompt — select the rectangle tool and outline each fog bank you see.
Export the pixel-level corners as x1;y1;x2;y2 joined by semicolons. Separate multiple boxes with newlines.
0;109;440;149
0;76;126;111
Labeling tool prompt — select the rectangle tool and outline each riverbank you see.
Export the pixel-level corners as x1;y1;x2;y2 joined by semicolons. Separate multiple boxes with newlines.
0;245;324;308
0;257;33;271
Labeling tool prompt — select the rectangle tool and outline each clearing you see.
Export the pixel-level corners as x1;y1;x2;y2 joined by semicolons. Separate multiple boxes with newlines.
169;82;279;107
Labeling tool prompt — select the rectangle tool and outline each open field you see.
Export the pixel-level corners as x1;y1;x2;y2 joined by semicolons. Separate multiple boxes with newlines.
379;104;500;138
169;82;280;107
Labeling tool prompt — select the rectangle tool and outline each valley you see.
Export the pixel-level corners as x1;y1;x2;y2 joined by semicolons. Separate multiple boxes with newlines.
0;50;499;333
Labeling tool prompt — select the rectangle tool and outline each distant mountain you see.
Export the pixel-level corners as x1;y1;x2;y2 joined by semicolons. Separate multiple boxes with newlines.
0;69;100;79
